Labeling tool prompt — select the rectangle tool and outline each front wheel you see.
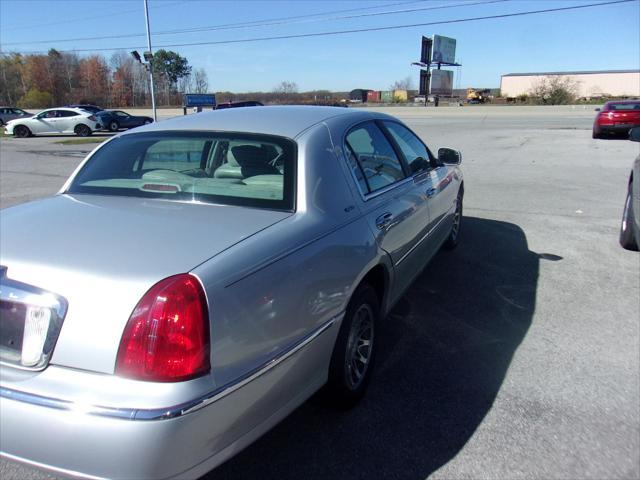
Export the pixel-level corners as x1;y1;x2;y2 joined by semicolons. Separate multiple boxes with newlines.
322;283;379;409
14;125;31;138
75;124;91;137
619;182;639;251
143;119;152;125
443;187;463;250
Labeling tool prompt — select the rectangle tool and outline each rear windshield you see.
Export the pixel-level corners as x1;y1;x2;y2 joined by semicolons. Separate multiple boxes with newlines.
67;131;296;211
607;103;640;111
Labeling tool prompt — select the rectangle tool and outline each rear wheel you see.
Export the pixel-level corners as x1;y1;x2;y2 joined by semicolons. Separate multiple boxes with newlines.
619;182;639;251
14;125;31;138
74;124;91;137
592;128;602;139
323;283;379;409
443;187;464;250
108;120;119;132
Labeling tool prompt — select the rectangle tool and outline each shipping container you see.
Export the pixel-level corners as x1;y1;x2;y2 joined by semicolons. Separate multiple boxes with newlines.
380;90;393;102
349;89;370;102
366;90;380;103
393;89;408;102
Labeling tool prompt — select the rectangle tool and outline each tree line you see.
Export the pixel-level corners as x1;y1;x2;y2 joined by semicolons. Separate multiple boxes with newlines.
0;48;208;108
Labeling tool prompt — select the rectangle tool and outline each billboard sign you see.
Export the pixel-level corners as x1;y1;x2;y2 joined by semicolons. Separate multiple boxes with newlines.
432;35;456;64
420;36;433;64
430;70;453;96
184;94;216;107
419;69;430;96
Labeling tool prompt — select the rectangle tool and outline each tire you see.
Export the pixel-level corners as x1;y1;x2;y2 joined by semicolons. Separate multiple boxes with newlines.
592;129;602;139
443;187;464;250
14;125;31;138
108;120;119;132
323;283;379;409
619;181;639;251
74;124;91;137
143;119;152;125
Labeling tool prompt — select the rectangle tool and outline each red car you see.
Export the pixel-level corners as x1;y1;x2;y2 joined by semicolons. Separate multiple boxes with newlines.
592;100;640;139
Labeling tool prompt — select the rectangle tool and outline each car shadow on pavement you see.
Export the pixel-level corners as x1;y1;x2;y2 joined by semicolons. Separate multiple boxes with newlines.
207;216;539;480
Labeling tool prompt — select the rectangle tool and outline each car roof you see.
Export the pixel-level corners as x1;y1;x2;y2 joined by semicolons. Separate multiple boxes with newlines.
42;107;87;113
125;105;384;139
605;100;640;105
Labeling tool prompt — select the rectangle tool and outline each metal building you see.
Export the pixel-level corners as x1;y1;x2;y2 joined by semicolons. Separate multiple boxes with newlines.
500;70;640;99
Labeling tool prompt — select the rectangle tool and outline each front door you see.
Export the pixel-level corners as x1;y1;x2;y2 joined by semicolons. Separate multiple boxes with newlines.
344;121;430;303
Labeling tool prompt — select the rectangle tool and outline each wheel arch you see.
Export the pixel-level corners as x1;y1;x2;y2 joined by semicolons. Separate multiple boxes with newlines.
356;263;391;316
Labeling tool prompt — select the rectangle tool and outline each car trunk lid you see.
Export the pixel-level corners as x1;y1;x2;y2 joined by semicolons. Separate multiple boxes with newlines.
0;194;291;374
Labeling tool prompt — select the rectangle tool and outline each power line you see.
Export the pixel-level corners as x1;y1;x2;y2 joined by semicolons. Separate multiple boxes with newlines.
1;0;507;46
0;0;187;32
5;0;634;55
0;0;427;36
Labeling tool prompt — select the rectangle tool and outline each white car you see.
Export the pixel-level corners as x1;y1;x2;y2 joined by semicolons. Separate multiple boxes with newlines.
4;107;102;137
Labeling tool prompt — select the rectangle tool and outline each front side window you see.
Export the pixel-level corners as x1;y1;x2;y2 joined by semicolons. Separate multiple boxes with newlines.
67;131;296;211
382;121;432;174
345;122;406;193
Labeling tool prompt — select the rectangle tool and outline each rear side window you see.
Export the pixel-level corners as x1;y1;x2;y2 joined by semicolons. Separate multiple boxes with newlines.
345;122;406;194
58;110;78;117
67;131;296;211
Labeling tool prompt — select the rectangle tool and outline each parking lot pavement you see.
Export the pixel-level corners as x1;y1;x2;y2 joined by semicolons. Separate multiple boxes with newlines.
1;106;638;480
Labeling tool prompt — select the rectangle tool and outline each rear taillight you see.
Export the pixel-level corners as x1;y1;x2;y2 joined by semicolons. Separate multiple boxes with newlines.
116;274;210;382
88;115;97;121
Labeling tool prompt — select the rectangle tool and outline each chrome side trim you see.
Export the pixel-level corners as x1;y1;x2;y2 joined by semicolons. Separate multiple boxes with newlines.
0;315;339;422
395;213;450;266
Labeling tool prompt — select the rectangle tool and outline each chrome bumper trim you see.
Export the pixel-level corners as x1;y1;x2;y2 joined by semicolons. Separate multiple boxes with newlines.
0;315;338;421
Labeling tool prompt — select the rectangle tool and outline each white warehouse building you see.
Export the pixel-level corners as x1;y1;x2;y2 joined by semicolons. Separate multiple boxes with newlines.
500;70;640;99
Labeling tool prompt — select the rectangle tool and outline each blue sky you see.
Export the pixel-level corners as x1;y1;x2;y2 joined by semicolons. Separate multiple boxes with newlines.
1;0;638;91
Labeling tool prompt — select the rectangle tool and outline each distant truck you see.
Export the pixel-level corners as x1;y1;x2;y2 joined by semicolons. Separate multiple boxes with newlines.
467;88;491;104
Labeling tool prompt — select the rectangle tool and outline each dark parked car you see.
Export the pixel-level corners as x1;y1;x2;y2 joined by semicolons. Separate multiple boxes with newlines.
593;100;640;139
97;110;154;132
215;101;263;110
0;107;33;126
620;127;640;250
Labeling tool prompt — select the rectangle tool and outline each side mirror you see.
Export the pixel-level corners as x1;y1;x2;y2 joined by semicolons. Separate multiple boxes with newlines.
595;108;601;112
630;127;640;142
438;147;462;165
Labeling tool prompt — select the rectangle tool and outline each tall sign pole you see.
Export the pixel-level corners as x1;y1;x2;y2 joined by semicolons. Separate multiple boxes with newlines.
143;0;157;121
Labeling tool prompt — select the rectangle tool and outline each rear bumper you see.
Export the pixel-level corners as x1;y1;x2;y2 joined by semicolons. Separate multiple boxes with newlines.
0;317;338;479
595;123;639;134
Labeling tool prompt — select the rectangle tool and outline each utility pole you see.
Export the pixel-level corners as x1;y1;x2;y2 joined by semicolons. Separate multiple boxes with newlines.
143;0;157;121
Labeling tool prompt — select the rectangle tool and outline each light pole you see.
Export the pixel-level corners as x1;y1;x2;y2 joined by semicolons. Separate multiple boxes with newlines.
143;0;157;121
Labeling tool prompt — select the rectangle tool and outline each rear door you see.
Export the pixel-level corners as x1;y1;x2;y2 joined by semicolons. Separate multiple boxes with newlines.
344;121;430;301
57;110;81;133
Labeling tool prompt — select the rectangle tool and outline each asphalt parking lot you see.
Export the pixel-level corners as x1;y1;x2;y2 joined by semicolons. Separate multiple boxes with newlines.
1;105;638;479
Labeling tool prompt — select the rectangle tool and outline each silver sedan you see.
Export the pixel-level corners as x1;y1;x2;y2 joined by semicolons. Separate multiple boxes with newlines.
0;106;463;479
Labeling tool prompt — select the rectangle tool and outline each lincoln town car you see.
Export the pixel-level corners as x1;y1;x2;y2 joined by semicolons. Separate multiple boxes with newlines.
0;106;463;479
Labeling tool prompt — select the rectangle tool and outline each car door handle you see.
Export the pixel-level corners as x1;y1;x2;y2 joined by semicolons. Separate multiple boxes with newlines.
376;212;393;230
426;188;437;198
